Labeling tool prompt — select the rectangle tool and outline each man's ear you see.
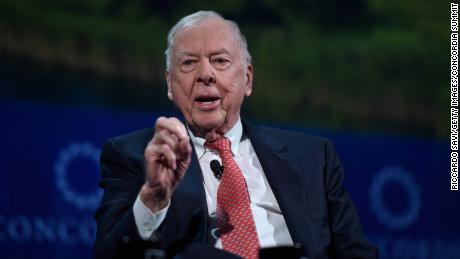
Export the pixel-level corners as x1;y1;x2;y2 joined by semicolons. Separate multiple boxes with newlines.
244;64;253;97
166;70;173;101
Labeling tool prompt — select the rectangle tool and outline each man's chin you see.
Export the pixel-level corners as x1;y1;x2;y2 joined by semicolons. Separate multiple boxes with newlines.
195;120;224;131
190;114;226;134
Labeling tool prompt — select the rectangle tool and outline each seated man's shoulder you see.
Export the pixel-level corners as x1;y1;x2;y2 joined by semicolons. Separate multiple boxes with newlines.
112;127;154;145
258;125;329;149
104;127;154;156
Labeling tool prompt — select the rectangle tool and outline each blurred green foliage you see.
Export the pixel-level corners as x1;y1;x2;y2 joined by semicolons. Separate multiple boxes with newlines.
0;0;448;137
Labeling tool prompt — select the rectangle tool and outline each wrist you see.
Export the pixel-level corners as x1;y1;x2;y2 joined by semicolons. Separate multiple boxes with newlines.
139;184;170;213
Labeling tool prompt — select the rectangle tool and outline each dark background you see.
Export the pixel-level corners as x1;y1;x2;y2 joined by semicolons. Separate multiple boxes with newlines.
0;0;447;137
0;1;455;258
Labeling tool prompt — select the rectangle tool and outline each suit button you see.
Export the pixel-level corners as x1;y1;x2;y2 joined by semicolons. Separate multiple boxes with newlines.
143;222;153;231
122;235;130;243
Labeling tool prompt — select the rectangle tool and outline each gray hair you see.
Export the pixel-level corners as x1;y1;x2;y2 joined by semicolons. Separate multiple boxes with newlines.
164;11;252;71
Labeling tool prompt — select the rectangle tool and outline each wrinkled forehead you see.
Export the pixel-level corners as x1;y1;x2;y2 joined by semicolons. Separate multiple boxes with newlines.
172;18;240;56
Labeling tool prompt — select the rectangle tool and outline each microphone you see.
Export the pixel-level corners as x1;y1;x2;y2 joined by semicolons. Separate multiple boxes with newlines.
210;160;223;180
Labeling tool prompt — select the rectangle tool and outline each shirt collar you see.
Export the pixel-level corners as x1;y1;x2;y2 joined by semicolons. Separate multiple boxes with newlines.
188;118;243;158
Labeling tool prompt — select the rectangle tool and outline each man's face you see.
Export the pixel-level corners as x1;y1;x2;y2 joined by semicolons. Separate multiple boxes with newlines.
166;18;253;136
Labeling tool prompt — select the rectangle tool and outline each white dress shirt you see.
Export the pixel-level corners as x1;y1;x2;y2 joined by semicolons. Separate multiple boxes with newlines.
133;118;293;248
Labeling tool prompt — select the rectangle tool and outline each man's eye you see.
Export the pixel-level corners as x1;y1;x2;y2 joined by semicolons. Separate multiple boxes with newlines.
183;60;195;65
214;58;228;64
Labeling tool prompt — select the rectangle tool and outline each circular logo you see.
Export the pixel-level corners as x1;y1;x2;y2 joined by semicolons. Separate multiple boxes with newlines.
54;142;102;210
369;166;422;230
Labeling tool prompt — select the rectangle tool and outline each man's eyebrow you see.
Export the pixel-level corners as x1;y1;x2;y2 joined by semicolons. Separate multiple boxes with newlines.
177;51;199;57
209;48;230;56
177;48;230;57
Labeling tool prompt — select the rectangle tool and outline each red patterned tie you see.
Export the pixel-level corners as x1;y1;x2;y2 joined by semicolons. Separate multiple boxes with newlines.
205;137;260;259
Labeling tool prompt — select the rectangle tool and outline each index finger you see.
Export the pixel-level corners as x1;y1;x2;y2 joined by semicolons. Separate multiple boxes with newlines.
155;117;189;141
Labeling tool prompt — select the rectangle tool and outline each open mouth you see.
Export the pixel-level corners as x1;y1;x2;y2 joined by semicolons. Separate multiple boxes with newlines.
195;96;220;103
194;96;221;110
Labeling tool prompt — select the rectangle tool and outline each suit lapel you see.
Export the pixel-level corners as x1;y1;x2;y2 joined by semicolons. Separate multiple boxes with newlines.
175;142;204;197
243;119;313;255
161;140;209;247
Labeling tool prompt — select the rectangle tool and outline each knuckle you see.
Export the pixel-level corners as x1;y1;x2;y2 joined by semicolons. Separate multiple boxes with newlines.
170;118;183;128
144;144;155;155
159;129;170;137
153;130;164;140
151;137;161;146
155;116;167;128
157;116;167;122
153;130;169;144
175;124;183;134
161;143;171;152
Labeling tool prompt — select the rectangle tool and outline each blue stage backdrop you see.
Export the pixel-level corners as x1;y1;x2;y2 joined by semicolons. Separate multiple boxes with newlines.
0;100;457;259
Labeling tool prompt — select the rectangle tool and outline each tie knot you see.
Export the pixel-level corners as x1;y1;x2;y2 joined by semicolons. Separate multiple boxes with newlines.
204;137;232;153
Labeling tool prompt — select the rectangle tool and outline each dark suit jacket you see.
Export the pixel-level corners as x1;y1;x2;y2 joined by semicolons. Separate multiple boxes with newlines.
94;120;378;259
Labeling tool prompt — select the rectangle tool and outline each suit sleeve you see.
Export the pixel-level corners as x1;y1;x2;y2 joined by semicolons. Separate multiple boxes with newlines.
324;140;379;259
93;139;161;259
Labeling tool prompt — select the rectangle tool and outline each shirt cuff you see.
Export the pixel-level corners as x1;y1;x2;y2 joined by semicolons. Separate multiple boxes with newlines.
133;194;170;241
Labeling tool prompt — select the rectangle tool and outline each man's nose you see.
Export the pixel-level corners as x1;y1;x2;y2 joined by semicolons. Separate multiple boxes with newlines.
196;59;216;85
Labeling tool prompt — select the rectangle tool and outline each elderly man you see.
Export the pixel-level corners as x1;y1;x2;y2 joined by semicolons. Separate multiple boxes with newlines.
94;11;378;259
